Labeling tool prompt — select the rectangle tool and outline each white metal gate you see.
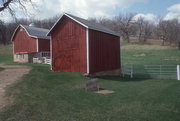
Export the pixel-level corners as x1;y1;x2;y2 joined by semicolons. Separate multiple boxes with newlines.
122;65;180;80
144;65;179;80
122;65;133;78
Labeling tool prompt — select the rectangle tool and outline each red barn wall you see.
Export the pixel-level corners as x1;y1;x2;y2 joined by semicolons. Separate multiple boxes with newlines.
13;28;37;54
89;30;120;73
38;39;50;52
51;16;87;73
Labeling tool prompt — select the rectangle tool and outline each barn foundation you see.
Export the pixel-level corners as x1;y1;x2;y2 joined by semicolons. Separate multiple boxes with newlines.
85;69;121;76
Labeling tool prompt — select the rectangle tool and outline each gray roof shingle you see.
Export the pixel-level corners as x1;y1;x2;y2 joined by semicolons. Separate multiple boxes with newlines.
22;25;50;40
48;13;120;37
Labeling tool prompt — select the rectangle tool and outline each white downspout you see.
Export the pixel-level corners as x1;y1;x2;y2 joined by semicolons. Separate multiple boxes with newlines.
86;29;90;74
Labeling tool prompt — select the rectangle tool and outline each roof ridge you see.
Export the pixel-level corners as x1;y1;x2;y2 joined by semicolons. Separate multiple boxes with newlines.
48;13;120;37
21;25;49;31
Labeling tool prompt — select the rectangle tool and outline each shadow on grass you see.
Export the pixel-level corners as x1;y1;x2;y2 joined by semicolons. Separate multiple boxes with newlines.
96;75;149;82
97;74;177;82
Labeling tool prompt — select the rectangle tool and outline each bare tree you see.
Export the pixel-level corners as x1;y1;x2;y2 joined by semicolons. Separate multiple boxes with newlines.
113;13;135;43
157;19;180;46
136;17;144;42
157;20;168;45
0;0;33;17
0;0;34;44
136;17;153;42
143;22;153;41
0;20;6;44
0;14;59;44
88;18;98;23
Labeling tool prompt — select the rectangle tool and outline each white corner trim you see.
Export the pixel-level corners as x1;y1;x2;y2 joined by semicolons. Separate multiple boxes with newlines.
11;25;19;42
50;36;53;70
86;29;90;74
36;39;39;52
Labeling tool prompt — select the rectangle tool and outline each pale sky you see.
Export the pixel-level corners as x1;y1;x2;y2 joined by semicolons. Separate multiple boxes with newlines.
0;0;180;22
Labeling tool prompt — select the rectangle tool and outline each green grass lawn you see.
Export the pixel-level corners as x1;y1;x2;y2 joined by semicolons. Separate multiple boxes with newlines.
0;43;180;121
0;64;180;121
121;43;180;76
0;44;13;64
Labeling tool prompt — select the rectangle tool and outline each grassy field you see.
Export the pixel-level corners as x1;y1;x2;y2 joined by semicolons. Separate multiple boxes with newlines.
0;43;180;121
0;44;13;64
121;42;180;77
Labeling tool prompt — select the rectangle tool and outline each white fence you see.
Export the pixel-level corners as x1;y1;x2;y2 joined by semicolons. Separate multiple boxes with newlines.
33;58;41;63
145;65;179;80
122;65;180;80
33;57;51;65
177;65;180;80
33;52;51;65
122;65;133;78
44;58;51;65
38;52;50;57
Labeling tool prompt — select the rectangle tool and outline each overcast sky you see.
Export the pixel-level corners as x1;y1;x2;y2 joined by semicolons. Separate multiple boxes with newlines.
0;0;180;22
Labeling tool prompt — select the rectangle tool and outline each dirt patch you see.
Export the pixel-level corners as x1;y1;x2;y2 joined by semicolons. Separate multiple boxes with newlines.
122;44;176;50
95;90;115;95
0;64;31;110
133;53;146;57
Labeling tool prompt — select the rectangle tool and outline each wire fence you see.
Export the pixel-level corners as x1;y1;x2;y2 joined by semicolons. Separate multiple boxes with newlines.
122;64;180;80
122;65;133;78
144;65;177;79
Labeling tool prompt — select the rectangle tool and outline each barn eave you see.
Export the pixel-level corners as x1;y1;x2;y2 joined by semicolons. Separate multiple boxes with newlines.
11;24;50;42
47;13;120;37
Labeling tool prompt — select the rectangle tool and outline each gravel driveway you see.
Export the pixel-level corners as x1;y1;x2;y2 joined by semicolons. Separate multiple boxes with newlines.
0;64;31;110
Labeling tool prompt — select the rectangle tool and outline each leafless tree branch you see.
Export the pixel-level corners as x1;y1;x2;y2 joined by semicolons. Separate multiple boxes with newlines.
0;0;33;18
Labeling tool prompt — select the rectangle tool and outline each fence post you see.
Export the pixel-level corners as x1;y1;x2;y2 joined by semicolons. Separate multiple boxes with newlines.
177;65;180;80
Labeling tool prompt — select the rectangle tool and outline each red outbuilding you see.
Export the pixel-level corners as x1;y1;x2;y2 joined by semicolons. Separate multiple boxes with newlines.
12;24;50;63
48;13;121;75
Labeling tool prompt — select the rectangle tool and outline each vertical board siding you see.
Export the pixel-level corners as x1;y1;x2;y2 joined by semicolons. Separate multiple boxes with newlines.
13;28;37;53
89;30;120;73
38;39;50;52
52;16;87;73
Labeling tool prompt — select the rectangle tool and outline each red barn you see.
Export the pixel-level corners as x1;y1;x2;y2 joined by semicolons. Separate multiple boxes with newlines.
12;24;50;63
48;13;121;76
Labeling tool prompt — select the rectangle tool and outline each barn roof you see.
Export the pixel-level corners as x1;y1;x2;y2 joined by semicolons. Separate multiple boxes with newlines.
11;24;50;41
47;13;120;37
23;25;50;39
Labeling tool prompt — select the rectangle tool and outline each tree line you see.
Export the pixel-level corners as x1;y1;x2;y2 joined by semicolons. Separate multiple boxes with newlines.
0;16;59;44
0;13;180;46
0;0;180;46
89;13;180;46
